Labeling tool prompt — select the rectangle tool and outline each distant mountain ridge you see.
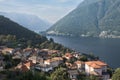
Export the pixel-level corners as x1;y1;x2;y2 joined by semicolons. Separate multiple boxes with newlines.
0;12;51;33
47;0;120;38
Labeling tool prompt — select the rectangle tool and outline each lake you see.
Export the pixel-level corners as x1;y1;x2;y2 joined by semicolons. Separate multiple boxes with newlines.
47;36;120;68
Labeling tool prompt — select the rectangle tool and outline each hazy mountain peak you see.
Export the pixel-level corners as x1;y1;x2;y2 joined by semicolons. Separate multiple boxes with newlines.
0;12;52;33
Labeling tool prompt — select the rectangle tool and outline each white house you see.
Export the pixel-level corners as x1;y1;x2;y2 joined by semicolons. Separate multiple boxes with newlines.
74;61;84;72
74;61;84;69
44;57;63;68
35;64;53;72
85;60;110;80
73;53;80;58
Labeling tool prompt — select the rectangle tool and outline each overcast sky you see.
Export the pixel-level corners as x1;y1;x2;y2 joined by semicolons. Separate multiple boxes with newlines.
0;0;83;23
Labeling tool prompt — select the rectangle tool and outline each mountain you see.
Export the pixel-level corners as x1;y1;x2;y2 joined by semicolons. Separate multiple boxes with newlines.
0;15;71;52
0;15;47;41
0;12;51;33
47;0;120;38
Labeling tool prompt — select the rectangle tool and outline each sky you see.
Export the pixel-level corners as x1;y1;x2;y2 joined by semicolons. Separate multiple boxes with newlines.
0;0;83;23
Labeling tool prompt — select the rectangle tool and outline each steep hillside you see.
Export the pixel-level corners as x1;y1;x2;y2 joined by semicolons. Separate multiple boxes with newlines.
0;12;51;33
0;15;47;41
47;0;120;38
0;15;70;52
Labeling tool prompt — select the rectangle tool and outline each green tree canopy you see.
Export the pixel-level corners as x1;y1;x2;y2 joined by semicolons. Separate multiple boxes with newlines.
112;68;120;80
51;68;70;80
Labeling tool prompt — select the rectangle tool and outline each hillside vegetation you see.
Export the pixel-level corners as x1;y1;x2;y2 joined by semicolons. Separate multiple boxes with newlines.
0;15;70;52
47;0;120;38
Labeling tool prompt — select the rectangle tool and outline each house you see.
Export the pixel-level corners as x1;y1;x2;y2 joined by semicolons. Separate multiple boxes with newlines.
44;57;63;68
68;70;79;80
12;51;22;59
2;48;14;54
73;53;80;58
35;64;53;72
12;48;21;54
23;48;33;57
23;48;33;52
16;60;35;72
69;64;77;70
40;49;60;57
74;61;84;69
64;53;73;60
40;49;59;54
28;56;37;64
85;60;110;80
40;49;49;52
38;50;50;59
36;56;44;64
48;50;59;55
12;55;21;59
65;62;77;70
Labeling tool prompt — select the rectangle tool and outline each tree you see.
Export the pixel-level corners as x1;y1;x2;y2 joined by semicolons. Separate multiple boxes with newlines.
49;38;54;42
27;40;32;47
89;75;100;80
112;68;120;80
51;68;70;80
67;57;77;64
6;71;51;80
79;55;88;61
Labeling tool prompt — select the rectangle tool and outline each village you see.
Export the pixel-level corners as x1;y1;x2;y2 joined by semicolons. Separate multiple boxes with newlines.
0;46;111;80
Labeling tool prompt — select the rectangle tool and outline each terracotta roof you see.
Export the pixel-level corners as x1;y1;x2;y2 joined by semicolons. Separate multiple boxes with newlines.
45;57;63;63
21;60;35;72
41;49;59;54
21;65;29;72
49;50;59;53
41;49;49;52
74;61;83;64
85;61;107;69
44;59;51;63
25;60;35;66
65;53;73;58
52;57;63;61
23;48;33;52
2;48;13;51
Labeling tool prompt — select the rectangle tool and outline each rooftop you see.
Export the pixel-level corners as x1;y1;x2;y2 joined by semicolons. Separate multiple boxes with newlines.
74;61;83;64
85;60;107;69
45;57;63;63
65;53;73;58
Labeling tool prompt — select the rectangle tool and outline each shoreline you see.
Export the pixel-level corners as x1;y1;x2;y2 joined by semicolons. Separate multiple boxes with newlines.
46;34;120;39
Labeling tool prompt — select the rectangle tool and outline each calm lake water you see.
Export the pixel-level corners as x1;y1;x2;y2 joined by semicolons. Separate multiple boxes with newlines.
47;36;120;68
